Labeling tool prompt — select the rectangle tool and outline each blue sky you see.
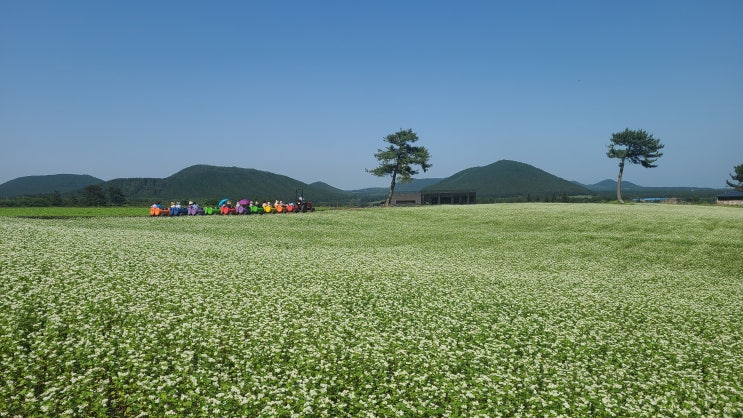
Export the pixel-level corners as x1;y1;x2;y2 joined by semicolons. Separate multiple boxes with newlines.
1;0;741;190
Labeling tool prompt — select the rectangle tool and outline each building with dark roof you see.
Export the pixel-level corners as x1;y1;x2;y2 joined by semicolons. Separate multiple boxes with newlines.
390;190;476;206
716;191;743;205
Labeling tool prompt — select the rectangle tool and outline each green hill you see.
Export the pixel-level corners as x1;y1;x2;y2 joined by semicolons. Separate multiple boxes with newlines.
394;178;443;192
103;177;167;200
0;174;103;198
309;181;346;193
104;165;352;205
423;160;591;199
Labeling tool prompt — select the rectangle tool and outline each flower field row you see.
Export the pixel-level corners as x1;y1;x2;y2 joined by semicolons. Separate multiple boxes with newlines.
1;204;741;416
0;207;146;218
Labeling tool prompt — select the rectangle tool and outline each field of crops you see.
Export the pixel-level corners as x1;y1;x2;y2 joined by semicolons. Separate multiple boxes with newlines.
0;207;146;218
1;203;742;417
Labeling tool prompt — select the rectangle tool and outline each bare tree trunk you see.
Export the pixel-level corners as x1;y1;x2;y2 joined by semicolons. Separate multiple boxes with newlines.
385;171;398;206
616;158;625;204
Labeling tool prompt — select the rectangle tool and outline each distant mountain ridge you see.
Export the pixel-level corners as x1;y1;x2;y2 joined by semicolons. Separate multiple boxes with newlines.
0;174;103;198
578;179;722;199
581;179;643;191
1;161;726;204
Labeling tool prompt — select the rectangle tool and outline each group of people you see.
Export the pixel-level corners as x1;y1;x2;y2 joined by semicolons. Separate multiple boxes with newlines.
149;197;313;216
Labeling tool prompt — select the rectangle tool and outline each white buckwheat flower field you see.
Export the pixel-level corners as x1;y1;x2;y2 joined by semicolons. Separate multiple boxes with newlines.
1;203;741;417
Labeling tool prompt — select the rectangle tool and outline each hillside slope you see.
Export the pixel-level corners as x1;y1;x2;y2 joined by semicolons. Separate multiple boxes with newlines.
105;165;352;204
583;179;643;191
424;160;591;198
0;174;103;198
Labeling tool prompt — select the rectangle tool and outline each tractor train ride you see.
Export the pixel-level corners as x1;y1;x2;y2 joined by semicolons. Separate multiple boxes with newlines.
149;196;315;217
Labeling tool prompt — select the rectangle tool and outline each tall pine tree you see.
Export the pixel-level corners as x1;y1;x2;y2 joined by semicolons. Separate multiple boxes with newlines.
607;129;664;203
367;129;431;206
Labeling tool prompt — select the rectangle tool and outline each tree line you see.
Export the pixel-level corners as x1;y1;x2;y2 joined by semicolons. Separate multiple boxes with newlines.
0;185;127;207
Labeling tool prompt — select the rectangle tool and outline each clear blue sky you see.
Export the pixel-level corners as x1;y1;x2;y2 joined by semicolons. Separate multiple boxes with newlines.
2;0;741;190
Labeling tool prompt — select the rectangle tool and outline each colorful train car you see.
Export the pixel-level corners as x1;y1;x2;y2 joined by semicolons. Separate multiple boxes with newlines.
149;206;170;216
150;197;316;216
